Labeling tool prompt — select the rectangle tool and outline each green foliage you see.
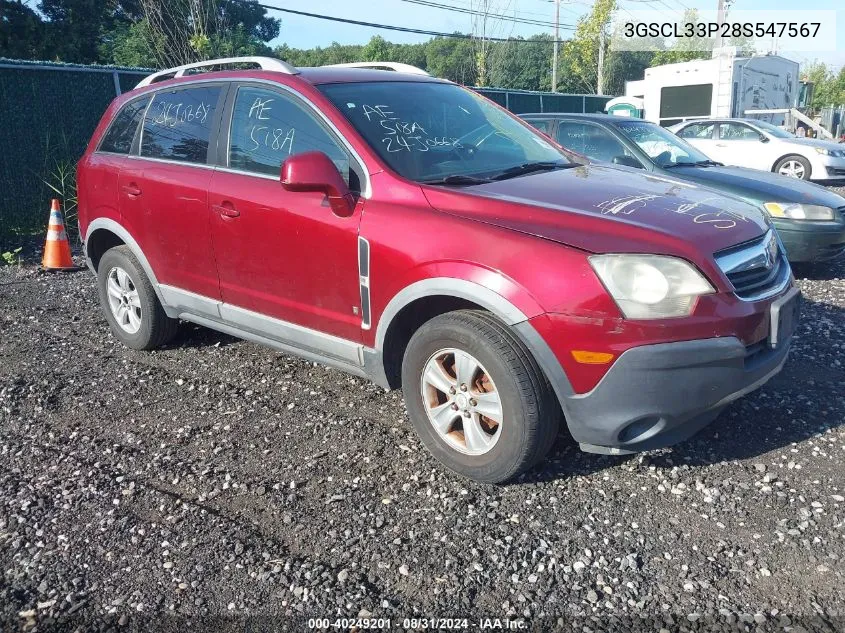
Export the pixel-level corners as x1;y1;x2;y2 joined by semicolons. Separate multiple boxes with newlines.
1;247;23;266
562;0;616;93
0;1;48;60
802;61;845;109
1;0;279;67
41;159;79;240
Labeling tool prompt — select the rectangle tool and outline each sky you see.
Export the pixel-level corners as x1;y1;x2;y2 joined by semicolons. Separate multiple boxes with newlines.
266;0;844;75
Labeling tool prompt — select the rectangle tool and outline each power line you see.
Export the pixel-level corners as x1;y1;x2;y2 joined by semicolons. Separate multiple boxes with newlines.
257;4;567;43
398;0;575;29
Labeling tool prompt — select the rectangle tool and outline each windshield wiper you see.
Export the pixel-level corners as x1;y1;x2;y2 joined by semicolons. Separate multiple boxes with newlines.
664;160;723;168
421;174;493;186
490;161;576;181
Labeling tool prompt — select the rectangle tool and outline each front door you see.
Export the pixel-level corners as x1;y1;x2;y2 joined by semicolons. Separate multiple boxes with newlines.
209;83;366;342
715;122;770;170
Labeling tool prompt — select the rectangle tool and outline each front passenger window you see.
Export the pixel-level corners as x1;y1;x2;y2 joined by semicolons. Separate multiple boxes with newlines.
228;86;360;191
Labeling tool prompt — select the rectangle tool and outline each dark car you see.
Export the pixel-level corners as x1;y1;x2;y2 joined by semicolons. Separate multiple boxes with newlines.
522;113;845;263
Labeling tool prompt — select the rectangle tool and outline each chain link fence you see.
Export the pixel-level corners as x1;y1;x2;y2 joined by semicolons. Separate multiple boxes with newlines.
0;59;149;243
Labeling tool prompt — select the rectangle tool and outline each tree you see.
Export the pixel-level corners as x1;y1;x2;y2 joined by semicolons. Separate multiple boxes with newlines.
127;0;279;67
0;0;48;60
37;0;132;63
561;0;616;94
488;36;553;91
802;61;845;109
604;50;655;97
425;36;477;85
362;35;391;62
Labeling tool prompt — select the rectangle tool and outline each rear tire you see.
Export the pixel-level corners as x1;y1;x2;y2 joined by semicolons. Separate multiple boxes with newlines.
401;310;559;483
774;155;811;180
97;246;178;350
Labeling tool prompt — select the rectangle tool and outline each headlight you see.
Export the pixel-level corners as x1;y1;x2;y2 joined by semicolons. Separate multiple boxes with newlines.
813;147;845;157
764;202;836;220
589;254;715;319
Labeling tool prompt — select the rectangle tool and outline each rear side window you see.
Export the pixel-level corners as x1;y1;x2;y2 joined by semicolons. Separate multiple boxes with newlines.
528;119;553;135
140;86;222;164
99;98;149;154
677;122;715;139
556;122;633;163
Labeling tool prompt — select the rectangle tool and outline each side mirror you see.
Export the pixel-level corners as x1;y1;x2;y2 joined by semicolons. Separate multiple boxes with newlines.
612;155;643;169
280;151;355;217
759;134;770;143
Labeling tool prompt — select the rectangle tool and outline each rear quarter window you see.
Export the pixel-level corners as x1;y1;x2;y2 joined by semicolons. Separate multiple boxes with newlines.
99;98;149;154
140;85;223;164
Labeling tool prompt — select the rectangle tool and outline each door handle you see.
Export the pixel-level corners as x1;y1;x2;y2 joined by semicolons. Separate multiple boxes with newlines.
715;143;728;147
121;183;142;197
213;203;240;218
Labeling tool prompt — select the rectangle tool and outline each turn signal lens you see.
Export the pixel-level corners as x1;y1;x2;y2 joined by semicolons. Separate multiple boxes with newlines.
571;350;615;364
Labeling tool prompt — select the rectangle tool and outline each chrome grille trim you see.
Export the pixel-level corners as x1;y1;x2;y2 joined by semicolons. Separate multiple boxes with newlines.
715;229;792;302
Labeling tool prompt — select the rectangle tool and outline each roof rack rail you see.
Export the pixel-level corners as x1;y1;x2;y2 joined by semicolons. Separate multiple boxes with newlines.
324;62;430;76
136;56;299;88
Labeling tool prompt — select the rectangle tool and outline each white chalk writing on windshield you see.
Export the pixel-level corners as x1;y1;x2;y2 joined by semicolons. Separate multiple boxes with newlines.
360;103;463;153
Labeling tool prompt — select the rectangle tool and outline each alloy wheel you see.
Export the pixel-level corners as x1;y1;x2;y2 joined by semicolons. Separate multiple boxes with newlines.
106;266;142;334
778;160;806;179
420;348;503;455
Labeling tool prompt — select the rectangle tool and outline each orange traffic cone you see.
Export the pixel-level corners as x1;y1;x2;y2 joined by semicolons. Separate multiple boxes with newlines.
42;199;75;270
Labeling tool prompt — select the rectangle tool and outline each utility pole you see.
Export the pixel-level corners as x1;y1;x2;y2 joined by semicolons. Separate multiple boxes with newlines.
597;27;605;95
551;0;560;92
715;0;726;52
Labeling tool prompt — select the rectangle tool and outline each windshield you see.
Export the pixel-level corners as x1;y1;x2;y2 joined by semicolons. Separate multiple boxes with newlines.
750;119;794;138
318;81;570;182
616;120;711;167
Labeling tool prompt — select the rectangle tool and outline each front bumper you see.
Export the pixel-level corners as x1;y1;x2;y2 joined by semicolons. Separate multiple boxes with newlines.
809;154;845;180
774;217;845;262
560;335;790;453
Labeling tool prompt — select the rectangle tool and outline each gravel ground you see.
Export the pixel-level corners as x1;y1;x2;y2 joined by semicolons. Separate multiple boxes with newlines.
2;197;845;631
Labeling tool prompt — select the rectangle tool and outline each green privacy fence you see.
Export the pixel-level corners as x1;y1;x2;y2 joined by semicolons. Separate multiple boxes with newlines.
0;59;150;241
474;87;613;115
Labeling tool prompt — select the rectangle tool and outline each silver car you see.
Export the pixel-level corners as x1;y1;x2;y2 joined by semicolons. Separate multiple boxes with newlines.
669;118;845;181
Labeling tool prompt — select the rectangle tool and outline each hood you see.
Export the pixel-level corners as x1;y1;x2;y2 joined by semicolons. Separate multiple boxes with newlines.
780;137;845;152
665;165;845;209
421;163;770;256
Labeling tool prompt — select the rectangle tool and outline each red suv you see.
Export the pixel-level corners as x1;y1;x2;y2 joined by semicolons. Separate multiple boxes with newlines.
78;57;800;483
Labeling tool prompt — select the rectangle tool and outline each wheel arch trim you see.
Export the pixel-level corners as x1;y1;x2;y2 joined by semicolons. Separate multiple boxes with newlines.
374;277;532;350
84;218;170;311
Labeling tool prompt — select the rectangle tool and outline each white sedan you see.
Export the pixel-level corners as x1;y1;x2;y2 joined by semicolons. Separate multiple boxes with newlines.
669;118;845;181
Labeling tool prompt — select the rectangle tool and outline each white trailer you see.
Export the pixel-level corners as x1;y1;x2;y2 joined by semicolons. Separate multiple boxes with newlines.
624;49;799;127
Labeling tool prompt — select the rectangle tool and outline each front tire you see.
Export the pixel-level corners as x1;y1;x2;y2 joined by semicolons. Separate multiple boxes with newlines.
775;155;811;180
401;310;559;483
97;246;178;350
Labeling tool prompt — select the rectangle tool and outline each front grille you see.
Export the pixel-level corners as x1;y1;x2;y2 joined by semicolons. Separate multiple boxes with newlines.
715;229;791;301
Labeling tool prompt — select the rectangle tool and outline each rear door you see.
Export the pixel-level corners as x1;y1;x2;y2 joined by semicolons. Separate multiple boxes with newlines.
555;120;641;166
207;82;365;342
80;96;150;234
122;83;226;300
675;121;718;158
